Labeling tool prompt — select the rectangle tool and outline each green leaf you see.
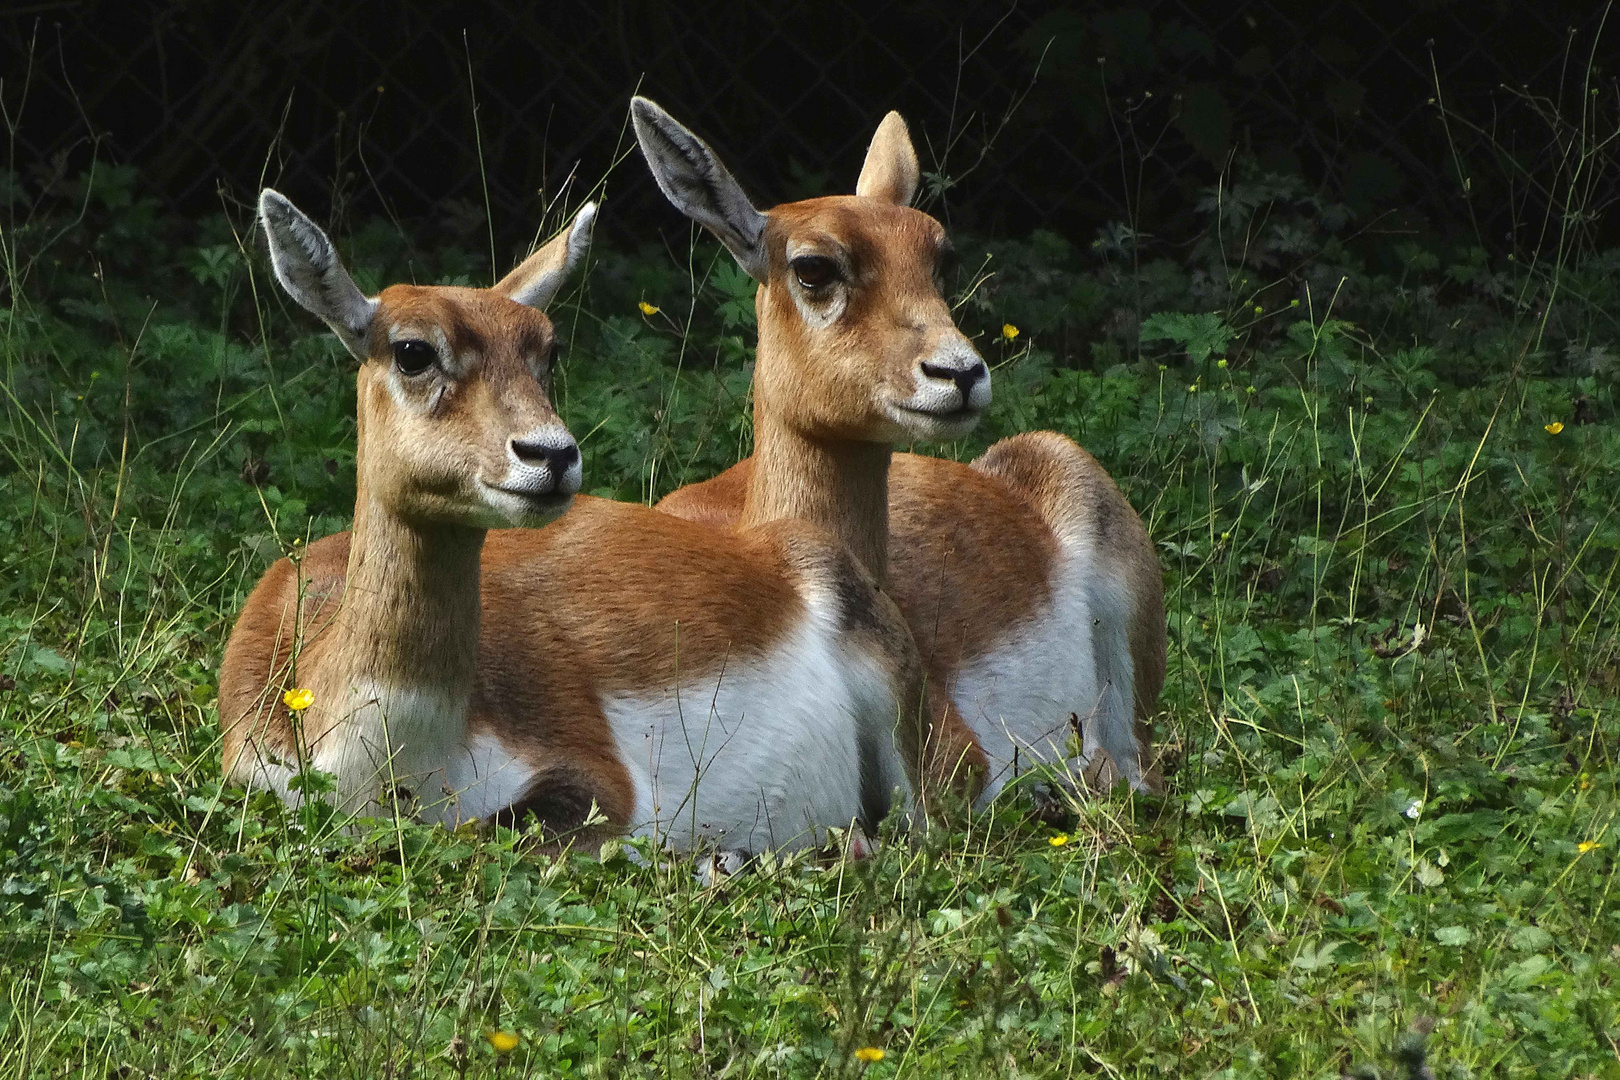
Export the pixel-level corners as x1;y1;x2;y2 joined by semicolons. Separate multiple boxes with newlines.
1434;926;1473;946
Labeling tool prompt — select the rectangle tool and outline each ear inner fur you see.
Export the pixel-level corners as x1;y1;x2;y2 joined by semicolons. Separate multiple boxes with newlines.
854;111;920;206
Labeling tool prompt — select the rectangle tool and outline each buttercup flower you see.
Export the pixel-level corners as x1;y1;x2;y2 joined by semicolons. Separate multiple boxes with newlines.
283;688;314;712
1001;323;1019;341
484;1030;521;1053
1578;841;1600;855
1545;421;1564;435
1216;358;1228;368
1049;833;1070;847
638;301;660;316
854;1047;885;1063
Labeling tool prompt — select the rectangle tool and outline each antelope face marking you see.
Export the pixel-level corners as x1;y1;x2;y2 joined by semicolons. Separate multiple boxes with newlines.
757;198;989;445
361;286;579;528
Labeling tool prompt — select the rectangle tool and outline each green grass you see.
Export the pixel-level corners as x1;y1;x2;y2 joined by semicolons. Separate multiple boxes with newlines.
3;162;1620;1078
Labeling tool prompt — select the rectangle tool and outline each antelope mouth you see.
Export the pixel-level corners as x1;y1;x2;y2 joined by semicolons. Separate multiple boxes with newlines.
480;481;575;519
890;401;986;433
897;402;984;421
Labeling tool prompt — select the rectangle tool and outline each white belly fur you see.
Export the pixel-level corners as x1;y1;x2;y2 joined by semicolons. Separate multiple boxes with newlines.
291;681;534;827
953;543;1141;801
241;613;910;849
603;614;908;853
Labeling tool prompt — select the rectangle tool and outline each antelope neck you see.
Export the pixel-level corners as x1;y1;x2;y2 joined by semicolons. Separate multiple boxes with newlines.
337;493;485;692
741;416;893;584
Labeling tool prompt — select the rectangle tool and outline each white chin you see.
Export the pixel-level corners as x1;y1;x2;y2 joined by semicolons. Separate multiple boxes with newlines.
480;486;574;527
885;404;982;441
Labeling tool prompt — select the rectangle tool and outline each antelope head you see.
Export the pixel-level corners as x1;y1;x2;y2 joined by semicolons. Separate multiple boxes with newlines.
259;190;595;528
631;97;989;446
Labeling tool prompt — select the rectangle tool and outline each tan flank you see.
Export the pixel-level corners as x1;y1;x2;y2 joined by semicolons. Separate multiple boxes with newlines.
218;190;956;856
637;99;1167;798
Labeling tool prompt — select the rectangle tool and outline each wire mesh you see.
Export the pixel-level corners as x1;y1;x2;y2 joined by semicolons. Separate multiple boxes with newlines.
3;0;1613;257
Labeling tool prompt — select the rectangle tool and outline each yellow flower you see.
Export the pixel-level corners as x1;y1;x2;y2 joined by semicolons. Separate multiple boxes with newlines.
283;688;314;712
1545;421;1564;435
1001;323;1020;341
854;1047;885;1063
1049;833;1070;847
1187;383;1199;393
1253;305;1263;315
484;1030;521;1053
1578;841;1600;855
1216;358;1228;369
638;301;660;316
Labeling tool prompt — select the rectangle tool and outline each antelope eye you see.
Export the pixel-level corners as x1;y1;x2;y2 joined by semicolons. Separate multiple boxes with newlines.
935;244;960;289
790;254;841;290
392;339;436;376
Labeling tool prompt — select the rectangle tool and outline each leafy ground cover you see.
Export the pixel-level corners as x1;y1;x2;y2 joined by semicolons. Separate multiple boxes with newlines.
3;160;1619;1078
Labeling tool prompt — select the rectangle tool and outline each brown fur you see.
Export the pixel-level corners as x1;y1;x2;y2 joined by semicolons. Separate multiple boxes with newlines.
221;197;952;839
648;117;1167;793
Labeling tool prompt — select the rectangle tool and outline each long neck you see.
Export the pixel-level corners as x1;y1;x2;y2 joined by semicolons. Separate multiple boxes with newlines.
740;320;893;581
333;492;484;696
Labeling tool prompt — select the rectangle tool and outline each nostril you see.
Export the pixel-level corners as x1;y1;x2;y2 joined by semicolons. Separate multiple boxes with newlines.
958;361;987;393
511;438;579;473
921;359;988;400
549;442;580;472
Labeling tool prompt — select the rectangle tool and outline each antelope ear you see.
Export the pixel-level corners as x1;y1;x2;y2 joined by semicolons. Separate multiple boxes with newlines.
631;96;769;282
495;202;598;311
258;189;377;360
855;112;919;206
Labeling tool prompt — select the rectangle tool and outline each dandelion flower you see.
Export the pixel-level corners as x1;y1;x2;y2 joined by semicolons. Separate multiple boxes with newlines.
283;688;314;712
1001;323;1020;341
484;1030;521;1053
1545;421;1564;435
854;1047;885;1063
1049;833;1070;847
638;301;660;316
1578;841;1600;855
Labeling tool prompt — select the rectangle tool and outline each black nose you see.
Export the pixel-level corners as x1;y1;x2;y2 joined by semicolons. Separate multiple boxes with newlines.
921;359;987;400
510;437;579;476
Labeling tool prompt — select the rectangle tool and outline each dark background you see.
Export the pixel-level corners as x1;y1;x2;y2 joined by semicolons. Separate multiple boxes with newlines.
3;0;1614;262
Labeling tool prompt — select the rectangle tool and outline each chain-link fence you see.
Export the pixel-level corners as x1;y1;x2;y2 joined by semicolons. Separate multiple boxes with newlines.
4;0;1614;260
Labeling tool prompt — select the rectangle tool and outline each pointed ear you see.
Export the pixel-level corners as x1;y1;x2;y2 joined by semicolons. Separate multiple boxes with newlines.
631;96;769;282
495;202;597;311
855;112;919;206
258;189;377;360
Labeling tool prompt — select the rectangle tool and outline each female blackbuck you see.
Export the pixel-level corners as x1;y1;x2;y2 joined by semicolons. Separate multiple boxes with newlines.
220;190;974;852
635;98;1167;799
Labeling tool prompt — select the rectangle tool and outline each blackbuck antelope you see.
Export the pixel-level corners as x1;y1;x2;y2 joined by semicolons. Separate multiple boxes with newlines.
636;98;1167;799
219;190;969;853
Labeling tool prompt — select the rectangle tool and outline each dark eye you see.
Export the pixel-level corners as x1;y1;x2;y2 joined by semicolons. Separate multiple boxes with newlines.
392;339;436;376
790;254;841;290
